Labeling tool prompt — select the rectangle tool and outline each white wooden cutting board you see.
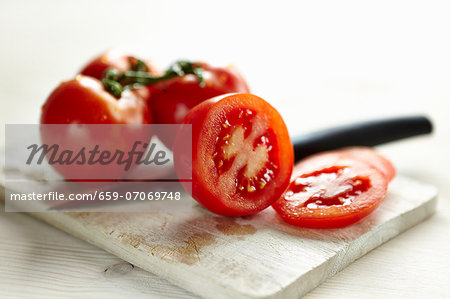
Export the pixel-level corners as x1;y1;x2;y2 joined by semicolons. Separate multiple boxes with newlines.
1;173;437;299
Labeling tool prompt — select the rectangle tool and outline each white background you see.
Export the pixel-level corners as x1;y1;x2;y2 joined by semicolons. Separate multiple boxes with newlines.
1;0;450;298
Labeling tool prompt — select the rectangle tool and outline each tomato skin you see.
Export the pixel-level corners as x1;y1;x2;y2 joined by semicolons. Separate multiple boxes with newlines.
40;75;152;180
80;53;129;80
149;62;249;132
173;93;293;217
273;156;389;229
80;50;160;81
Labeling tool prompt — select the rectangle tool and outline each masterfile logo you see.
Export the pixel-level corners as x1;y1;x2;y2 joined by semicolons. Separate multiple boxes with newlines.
4;124;193;213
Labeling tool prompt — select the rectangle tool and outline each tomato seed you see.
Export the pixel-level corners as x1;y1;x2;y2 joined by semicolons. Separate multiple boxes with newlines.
247;184;256;193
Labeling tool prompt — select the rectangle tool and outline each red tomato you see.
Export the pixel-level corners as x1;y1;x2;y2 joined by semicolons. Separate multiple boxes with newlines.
150;62;249;147
40;75;152;180
80;50;160;80
173;93;293;216
272;154;388;229
295;147;396;182
41;75;152;124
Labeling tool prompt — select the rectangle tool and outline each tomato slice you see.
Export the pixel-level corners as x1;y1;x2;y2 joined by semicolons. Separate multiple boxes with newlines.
294;147;396;182
272;157;388;229
337;147;396;182
173;93;293;216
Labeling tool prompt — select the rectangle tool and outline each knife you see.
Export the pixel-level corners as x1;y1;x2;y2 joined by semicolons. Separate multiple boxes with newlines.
292;115;433;161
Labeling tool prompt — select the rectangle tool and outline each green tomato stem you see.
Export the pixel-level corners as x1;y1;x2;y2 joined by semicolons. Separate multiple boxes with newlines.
101;59;205;98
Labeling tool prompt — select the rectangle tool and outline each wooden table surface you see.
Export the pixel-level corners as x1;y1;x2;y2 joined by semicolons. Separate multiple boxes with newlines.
1;1;450;298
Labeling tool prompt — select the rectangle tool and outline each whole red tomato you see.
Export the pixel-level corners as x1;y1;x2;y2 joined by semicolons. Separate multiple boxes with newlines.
80;50;160;81
150;62;249;124
149;62;249;148
40;75;152;181
41;75;152;124
173;93;293;216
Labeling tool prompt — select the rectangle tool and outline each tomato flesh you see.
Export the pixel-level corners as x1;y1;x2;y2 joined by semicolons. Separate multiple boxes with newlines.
174;93;293;216
212;108;279;196
273;159;388;229
289;166;371;208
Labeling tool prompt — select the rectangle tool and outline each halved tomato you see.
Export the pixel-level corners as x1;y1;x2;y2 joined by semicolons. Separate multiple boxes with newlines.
272;155;389;229
173;93;293;216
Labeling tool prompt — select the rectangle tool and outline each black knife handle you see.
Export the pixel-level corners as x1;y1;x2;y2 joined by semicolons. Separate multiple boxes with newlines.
292;115;433;162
